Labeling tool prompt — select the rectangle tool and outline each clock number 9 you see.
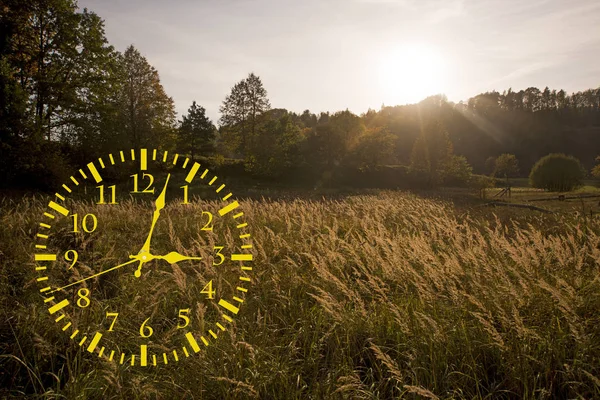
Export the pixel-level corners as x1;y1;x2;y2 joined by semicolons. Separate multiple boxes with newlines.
70;213;97;233
64;250;78;269
77;288;90;308
139;317;154;338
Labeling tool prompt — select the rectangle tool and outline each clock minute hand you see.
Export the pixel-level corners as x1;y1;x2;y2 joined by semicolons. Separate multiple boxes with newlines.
134;174;171;278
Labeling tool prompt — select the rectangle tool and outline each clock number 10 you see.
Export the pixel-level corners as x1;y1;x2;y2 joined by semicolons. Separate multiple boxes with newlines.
70;213;97;233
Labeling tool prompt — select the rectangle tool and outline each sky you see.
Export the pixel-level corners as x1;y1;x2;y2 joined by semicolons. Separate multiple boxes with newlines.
78;0;600;123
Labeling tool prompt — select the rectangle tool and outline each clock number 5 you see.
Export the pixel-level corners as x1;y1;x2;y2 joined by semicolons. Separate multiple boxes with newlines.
177;308;190;329
139;317;154;338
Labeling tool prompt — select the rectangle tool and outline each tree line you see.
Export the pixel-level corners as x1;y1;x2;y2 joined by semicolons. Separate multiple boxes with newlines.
2;0;600;190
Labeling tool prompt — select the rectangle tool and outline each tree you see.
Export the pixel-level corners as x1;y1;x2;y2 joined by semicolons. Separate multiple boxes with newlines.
179;101;216;159
409;120;453;184
493;153;519;185
118;45;176;149
219;72;270;156
245;111;304;178
348;127;396;169
529;153;585;192
592;156;600;179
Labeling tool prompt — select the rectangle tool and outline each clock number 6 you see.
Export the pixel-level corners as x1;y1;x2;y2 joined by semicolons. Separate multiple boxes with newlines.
139;317;154;338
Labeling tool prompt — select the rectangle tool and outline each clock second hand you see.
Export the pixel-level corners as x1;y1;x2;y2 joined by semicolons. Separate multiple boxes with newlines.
49;258;140;294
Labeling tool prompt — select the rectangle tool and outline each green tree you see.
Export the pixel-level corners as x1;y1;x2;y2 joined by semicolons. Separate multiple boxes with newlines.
409;120;453;184
349;127;396;169
219;72;270;156
179;101;216;159
245;111;304;177
529;153;585;192
493;153;519;185
118;45;176;149
592;156;600;179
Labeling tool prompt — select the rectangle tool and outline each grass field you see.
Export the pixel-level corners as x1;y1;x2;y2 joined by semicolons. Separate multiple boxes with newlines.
1;191;600;399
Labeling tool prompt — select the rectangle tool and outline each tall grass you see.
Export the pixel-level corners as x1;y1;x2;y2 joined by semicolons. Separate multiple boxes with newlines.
1;192;599;399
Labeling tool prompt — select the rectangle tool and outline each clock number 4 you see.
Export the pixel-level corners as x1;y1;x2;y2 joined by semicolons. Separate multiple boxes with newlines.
131;173;155;194
201;280;215;299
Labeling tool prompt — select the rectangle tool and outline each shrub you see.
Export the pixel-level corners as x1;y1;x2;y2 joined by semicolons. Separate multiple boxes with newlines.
529;153;585;192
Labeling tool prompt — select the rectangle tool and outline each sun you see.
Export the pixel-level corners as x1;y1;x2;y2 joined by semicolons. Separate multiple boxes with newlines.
378;43;446;105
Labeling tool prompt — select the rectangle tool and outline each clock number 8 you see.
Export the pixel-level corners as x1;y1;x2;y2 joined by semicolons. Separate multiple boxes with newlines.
77;288;90;308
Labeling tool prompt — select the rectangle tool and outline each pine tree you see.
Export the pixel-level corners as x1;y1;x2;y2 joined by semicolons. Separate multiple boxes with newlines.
179;101;216;159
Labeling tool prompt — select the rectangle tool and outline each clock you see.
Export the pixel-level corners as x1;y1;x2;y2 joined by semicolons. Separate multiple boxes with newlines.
33;148;253;367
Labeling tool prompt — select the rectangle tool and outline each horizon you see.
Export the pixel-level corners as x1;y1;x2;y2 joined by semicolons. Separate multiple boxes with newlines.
78;0;600;123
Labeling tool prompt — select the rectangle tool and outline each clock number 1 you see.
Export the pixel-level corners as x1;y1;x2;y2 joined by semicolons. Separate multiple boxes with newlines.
181;185;189;204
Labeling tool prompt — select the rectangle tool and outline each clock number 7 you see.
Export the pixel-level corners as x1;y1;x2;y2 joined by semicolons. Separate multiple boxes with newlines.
106;312;119;331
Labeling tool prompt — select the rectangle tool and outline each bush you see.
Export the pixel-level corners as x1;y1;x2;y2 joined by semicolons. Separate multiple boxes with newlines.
529;153;585;192
441;155;473;187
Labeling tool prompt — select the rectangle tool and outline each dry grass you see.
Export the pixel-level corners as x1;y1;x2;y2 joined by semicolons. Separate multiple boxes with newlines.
1;191;599;399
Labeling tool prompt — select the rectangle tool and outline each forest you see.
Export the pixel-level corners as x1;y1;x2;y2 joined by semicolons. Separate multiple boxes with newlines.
2;0;600;192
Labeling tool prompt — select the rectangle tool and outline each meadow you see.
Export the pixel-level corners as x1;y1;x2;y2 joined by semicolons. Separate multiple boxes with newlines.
1;191;600;399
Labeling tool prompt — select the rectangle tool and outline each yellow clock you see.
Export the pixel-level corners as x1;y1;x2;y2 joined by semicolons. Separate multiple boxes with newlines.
33;148;253;367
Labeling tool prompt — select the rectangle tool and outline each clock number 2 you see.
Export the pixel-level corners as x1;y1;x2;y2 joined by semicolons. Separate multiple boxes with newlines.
201;211;213;231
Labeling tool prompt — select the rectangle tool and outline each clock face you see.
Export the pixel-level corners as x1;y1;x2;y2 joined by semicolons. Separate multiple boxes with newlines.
33;149;253;367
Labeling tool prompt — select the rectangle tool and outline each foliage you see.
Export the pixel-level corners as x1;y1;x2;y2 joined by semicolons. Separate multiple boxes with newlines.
493;153;520;179
592;156;600;179
529;153;585;191
179;101;216;159
441;155;473;186
3;193;600;398
409;120;455;185
219;73;270;156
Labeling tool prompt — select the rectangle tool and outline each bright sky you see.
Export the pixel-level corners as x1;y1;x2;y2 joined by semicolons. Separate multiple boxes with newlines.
79;0;600;123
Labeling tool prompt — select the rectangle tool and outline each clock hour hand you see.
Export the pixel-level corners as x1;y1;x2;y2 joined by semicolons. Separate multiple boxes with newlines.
154;251;202;264
49;258;139;293
134;174;171;278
